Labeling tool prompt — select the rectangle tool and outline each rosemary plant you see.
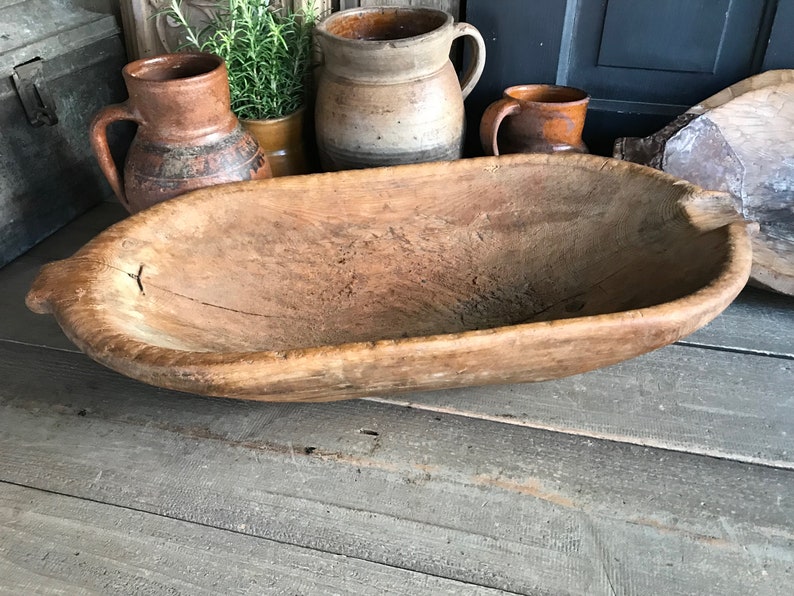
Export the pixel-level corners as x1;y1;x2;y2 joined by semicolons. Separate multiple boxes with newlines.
166;0;316;120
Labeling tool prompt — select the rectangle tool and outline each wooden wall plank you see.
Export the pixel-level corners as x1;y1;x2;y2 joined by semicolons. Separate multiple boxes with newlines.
0;330;791;469
1;346;792;595
0;483;499;595
684;286;794;357
371;342;794;469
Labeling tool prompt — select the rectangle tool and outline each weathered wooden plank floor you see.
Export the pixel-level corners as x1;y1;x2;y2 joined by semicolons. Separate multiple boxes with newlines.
2;202;793;594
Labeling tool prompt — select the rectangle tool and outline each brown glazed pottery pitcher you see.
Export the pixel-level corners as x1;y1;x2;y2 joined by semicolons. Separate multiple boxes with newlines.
480;85;590;155
90;53;271;214
315;7;486;171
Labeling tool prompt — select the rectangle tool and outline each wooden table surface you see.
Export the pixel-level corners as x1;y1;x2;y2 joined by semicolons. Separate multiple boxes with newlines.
1;202;793;595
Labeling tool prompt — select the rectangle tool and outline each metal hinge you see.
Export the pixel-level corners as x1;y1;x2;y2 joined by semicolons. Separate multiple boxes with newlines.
12;57;59;127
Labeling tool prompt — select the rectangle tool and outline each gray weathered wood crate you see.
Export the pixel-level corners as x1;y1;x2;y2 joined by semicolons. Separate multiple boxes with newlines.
0;0;127;268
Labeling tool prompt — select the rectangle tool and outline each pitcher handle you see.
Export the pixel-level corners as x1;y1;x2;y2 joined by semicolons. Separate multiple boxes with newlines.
89;101;140;212
479;98;522;156
452;22;486;100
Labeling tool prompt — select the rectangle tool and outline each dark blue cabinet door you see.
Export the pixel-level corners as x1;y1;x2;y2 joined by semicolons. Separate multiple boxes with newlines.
765;0;794;70
560;0;778;114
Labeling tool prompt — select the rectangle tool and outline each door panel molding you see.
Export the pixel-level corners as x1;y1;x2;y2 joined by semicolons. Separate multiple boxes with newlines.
560;0;774;106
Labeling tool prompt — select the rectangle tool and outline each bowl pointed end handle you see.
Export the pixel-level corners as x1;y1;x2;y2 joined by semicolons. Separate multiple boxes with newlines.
680;188;746;232
26;260;71;314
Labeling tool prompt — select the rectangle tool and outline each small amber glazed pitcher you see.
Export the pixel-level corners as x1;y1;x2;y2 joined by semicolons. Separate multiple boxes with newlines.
90;53;271;214
480;84;590;155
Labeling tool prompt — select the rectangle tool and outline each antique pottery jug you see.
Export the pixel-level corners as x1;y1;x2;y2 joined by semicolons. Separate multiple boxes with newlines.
315;6;486;171
90;53;271;213
480;85;590;155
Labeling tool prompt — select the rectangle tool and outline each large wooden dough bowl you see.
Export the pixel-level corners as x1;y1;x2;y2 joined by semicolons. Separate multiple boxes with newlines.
27;154;752;402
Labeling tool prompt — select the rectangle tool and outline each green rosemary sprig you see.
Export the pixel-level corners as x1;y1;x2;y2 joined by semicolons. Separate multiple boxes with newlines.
166;0;316;120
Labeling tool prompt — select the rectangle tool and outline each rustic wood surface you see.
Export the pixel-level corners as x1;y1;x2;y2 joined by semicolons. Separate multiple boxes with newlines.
5;256;793;467
2;200;793;594
616;69;794;296
24;155;751;402
0;483;500;595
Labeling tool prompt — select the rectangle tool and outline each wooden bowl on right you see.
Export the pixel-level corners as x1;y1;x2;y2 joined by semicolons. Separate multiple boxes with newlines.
616;69;794;296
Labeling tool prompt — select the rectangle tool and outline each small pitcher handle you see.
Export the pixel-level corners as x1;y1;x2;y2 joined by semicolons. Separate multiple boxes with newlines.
479;98;522;156
452;22;486;100
89;101;140;212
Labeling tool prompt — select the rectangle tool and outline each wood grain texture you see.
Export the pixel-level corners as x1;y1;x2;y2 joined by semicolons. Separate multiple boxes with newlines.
1;203;789;468
371;343;794;468
684;286;794;357
3;202;789;359
24;155;752;402
0;258;78;352
1;327;790;469
0;483;501;595
3;266;792;469
691;70;794;113
1;343;792;595
4;201;789;358
673;74;794;295
1;195;790;595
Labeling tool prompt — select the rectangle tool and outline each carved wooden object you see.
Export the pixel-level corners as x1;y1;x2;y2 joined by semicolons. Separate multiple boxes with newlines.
26;154;751;402
616;70;794;296
119;0;334;60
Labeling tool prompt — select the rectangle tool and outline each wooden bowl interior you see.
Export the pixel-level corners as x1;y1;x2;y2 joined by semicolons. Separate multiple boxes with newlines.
91;160;728;353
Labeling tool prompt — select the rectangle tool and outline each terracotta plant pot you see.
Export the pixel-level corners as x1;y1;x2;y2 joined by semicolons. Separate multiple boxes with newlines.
315;6;486;171
480;84;590;155
90;52;272;213
243;107;310;177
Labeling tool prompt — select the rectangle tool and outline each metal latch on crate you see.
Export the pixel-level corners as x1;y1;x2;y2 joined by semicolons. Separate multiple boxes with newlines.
12;57;58;127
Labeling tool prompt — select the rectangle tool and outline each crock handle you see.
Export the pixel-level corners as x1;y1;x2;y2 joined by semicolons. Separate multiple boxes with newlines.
89;101;139;212
452;22;486;100
479;98;522;156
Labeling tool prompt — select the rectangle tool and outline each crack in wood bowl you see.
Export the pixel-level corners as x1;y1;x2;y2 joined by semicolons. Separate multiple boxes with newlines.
26;154;752;402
